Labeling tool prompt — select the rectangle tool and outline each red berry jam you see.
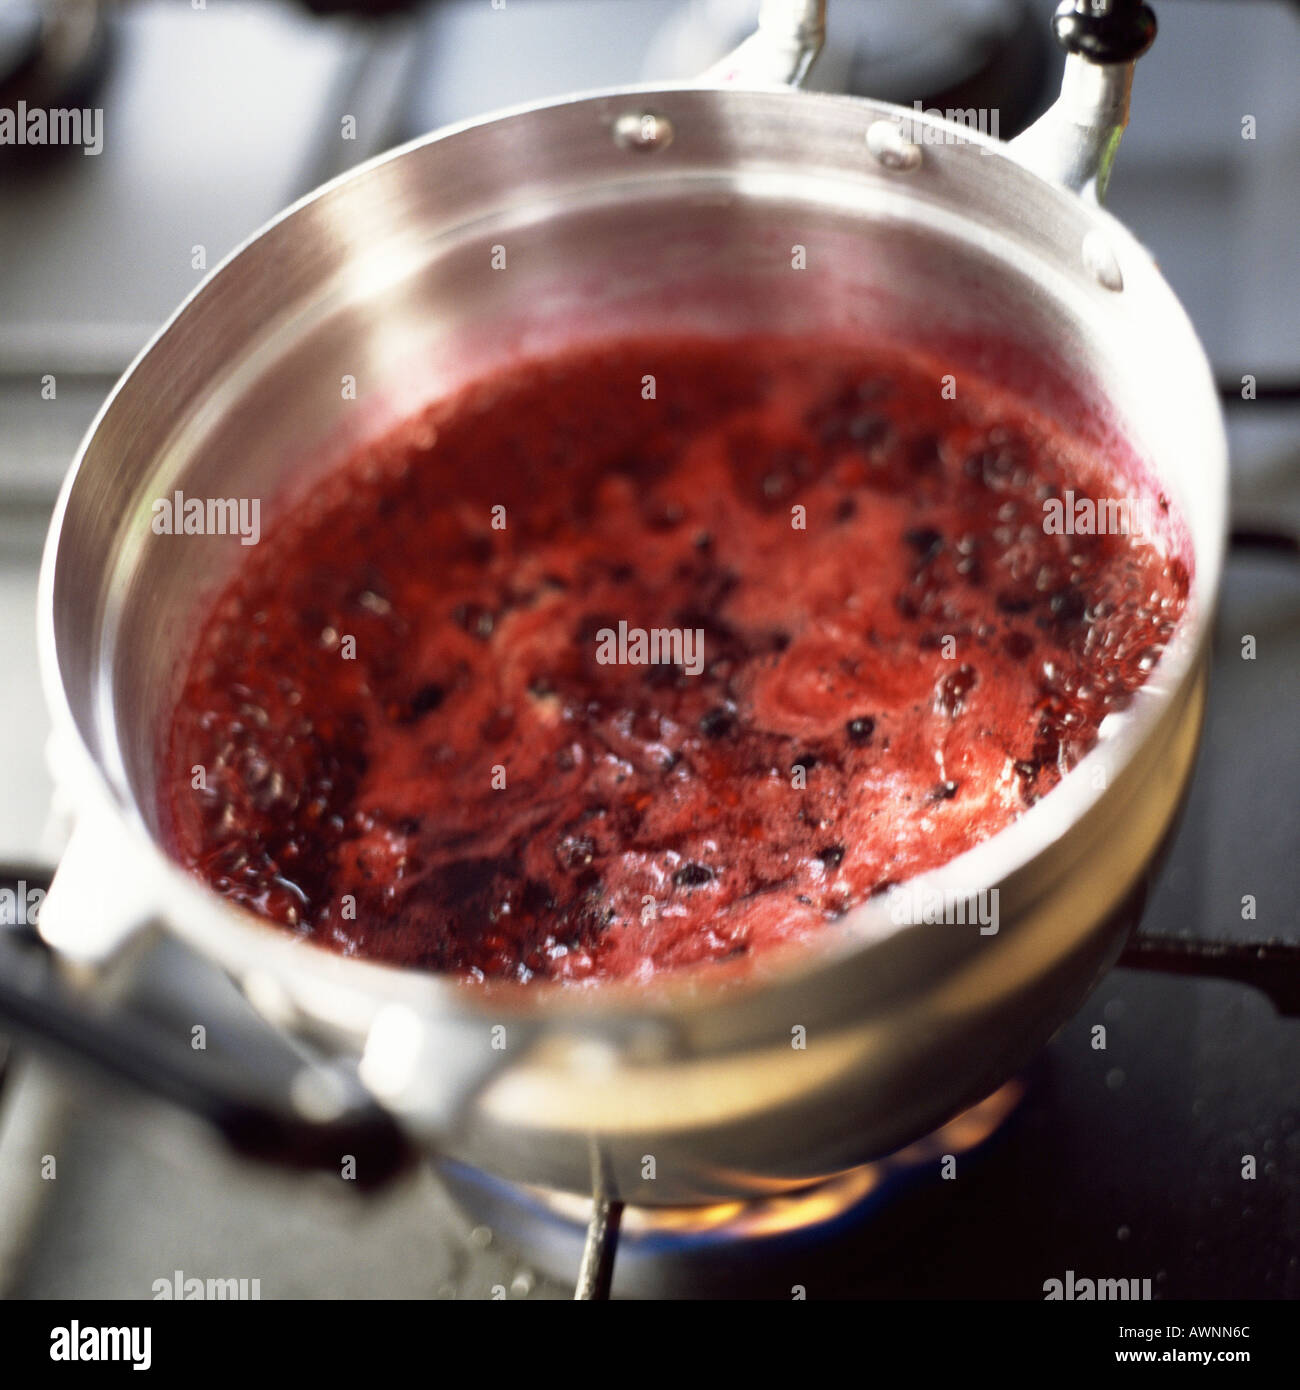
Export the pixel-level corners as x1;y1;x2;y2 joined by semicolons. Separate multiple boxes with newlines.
160;335;1189;983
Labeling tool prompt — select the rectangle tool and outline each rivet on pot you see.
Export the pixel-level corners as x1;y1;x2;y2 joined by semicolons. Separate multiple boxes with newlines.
1082;230;1124;292
866;120;922;172
613;111;674;153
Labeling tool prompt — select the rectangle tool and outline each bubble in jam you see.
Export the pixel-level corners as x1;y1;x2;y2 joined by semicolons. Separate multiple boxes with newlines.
160;335;1190;984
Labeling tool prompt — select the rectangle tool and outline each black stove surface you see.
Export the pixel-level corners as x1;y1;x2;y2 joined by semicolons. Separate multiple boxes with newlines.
0;0;1296;1305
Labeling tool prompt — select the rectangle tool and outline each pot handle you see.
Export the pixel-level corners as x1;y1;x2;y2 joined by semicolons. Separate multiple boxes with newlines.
1007;0;1158;204
0;866;413;1188
700;0;826;90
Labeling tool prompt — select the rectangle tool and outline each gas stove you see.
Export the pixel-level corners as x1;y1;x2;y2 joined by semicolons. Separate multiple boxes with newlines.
0;0;1297;1308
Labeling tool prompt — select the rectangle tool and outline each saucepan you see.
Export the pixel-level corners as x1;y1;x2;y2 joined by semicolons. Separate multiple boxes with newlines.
20;0;1229;1208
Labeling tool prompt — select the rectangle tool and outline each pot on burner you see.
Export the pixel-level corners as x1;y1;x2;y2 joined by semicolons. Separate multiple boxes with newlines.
33;2;1225;1203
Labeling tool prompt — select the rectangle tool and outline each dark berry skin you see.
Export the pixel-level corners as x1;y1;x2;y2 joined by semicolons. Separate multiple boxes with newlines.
673;863;715;889
403;683;445;721
699;706;736;739
846;717;876;746
162;335;1187;983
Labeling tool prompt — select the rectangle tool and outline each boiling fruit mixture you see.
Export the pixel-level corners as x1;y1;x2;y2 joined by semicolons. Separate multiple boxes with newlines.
161;336;1188;983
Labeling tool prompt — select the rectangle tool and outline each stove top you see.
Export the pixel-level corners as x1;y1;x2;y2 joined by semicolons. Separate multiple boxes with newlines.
0;0;1296;1304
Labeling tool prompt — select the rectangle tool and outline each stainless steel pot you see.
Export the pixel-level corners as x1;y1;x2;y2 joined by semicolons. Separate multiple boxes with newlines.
32;1;1227;1204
